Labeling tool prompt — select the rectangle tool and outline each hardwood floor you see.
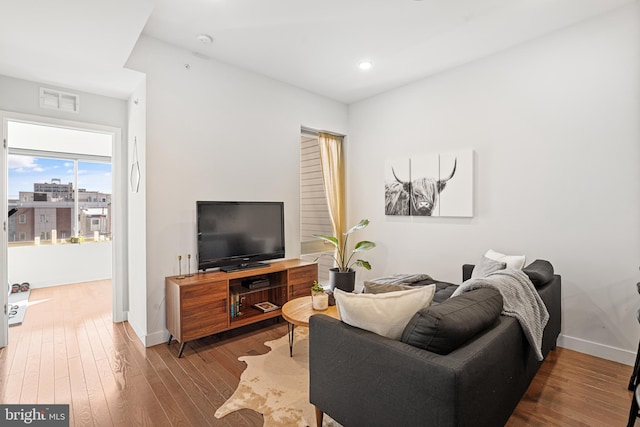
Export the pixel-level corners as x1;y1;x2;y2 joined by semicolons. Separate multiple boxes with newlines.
0;280;635;426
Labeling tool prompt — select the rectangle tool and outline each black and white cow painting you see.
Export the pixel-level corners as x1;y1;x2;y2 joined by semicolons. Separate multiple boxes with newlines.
385;151;473;217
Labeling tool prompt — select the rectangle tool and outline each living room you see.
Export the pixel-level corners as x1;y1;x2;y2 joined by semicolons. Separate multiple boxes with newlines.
123;0;638;364
0;0;639;425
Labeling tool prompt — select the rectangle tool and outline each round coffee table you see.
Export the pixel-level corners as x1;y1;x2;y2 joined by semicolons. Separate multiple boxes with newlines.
281;296;340;357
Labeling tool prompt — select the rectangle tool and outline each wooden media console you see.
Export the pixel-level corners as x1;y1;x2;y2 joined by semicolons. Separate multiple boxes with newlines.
165;259;317;357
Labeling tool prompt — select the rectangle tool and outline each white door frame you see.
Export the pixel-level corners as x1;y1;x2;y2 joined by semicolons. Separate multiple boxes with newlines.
0;110;126;347
1;118;7;347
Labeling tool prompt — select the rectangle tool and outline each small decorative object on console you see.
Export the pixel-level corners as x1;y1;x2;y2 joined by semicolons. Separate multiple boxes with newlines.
253;301;280;313
177;255;185;279
311;280;329;311
186;254;193;277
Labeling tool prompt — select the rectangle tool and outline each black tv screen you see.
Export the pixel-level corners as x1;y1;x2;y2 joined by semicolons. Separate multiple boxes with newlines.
197;201;285;272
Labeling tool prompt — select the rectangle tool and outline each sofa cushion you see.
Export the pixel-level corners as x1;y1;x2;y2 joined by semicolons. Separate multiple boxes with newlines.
401;288;503;354
432;282;458;304
522;259;554;288
363;281;416;294
363;273;435;289
471;256;507;279
485;249;526;270
334;285;436;340
364;274;456;302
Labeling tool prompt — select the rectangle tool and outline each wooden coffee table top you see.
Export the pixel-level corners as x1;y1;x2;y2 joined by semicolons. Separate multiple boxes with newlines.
281;296;340;327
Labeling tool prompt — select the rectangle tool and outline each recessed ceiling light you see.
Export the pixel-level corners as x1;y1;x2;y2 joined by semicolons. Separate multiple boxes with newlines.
359;61;373;71
196;34;213;44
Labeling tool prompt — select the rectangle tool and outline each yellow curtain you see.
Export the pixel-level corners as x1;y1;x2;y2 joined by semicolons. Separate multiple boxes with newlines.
317;132;346;252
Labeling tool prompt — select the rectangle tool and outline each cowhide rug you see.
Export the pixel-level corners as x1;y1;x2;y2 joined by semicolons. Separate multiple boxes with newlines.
215;328;340;426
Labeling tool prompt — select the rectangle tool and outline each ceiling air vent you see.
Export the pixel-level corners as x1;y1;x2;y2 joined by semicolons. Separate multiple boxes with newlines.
40;87;80;113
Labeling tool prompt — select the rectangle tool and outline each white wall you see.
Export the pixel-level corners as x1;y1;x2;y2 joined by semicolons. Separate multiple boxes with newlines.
125;36;348;346
347;4;640;364
9;242;112;288
126;78;147;341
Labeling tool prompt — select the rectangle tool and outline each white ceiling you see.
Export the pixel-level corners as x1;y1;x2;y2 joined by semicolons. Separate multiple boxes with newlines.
0;0;634;103
0;0;154;99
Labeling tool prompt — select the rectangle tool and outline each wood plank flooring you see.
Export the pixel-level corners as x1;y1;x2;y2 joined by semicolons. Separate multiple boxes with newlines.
0;280;635;426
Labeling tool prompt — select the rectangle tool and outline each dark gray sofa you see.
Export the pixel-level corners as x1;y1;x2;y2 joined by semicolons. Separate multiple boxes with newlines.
309;260;561;427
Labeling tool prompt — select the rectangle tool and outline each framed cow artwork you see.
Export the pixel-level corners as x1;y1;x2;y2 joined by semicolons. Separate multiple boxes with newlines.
384;149;474;217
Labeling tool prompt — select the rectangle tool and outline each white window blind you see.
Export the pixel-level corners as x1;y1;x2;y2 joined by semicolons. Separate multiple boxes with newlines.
300;135;332;251
300;134;334;283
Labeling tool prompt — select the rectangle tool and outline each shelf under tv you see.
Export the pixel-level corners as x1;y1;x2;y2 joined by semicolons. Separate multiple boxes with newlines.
230;307;283;328
229;282;285;296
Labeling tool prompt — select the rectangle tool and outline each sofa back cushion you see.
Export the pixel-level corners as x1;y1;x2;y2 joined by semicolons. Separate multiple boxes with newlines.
401;288;503;354
522;259;554;288
363;282;416;294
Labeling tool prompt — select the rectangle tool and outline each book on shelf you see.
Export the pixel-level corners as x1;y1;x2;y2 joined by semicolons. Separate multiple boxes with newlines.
253;301;280;313
230;291;245;317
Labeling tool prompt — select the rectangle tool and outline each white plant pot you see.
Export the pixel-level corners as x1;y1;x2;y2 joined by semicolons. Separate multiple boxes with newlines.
312;292;329;311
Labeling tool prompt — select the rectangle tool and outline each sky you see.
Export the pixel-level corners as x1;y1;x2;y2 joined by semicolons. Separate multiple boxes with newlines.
7;120;112;199
8;155;111;199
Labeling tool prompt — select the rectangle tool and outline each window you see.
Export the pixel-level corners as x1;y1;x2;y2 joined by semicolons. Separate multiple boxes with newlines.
78;160;111;239
7;120;112;245
19;232;26;241
300;133;333;283
8;154;112;245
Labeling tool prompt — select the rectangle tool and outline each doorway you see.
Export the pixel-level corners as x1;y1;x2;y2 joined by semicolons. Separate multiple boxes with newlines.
1;112;125;348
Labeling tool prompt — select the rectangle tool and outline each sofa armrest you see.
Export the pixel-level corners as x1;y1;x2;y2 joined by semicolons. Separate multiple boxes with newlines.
309;313;533;427
462;264;474;281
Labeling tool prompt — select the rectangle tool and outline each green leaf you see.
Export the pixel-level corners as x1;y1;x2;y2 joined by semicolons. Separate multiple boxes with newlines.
354;260;372;270
312;234;339;248
353;241;376;252
313;253;338;265
345;219;369;235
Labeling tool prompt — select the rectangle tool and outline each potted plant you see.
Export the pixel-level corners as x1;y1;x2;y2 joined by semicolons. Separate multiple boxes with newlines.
311;280;329;311
313;219;376;292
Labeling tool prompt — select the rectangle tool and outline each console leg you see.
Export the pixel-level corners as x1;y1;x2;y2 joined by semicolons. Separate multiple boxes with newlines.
178;342;186;358
288;323;295;357
628;386;639;427
630;340;640;390
167;334;173;345
315;406;324;427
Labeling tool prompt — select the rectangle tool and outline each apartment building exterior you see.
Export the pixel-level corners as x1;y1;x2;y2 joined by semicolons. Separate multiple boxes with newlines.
8;178;111;243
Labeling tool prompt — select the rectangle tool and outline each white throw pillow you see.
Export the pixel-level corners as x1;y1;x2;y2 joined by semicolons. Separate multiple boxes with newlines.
485;249;526;270
334;284;436;340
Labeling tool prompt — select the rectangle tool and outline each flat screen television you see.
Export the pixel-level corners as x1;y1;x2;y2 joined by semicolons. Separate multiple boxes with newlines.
197;201;285;272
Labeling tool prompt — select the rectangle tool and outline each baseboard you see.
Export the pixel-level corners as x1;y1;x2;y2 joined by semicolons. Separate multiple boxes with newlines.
120;317;168;347
558;334;636;366
144;329;170;347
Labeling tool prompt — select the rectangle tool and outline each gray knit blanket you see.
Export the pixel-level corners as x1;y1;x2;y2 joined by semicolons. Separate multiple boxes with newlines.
451;269;549;361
